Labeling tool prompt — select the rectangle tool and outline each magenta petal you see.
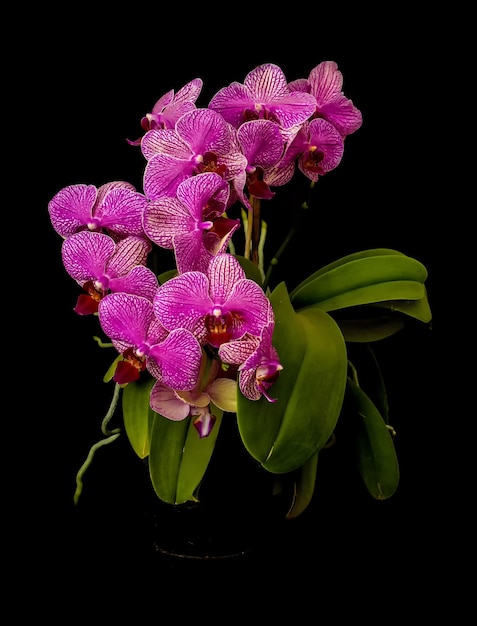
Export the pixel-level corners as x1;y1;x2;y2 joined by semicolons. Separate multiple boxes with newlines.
207;254;245;302
150;382;190;420
208;82;253;128
176;172;229;220
109;265;159;301
48;184;97;238
96;187;147;237
141;128;190;161
173;231;211;274
176;108;231;155
149;328;202;390
144;153;194;200
237;120;284;169
153;271;211;334
106;236;151;277
143;196;190;248
61;231;115;282
226;279;270;337
218;336;259;365
98;293;154;347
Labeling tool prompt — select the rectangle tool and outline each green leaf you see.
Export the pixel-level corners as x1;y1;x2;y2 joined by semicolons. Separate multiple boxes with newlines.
292;248;408;292
234;254;264;285
236;282;347;474
347;377;399;500
285;452;319;519
347;344;389;422
337;315;405;342
373;288;432;324
148;406;224;504
301;280;425;313
290;251;428;309
122;376;155;459
157;268;177;284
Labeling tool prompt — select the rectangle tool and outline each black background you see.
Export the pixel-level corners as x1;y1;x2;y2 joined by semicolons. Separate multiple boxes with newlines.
19;9;463;619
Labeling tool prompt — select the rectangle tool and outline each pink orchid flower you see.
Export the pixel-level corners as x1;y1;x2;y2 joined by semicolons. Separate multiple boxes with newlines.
98;292;202;390
153;253;270;348
141;108;247;200
127;78;203;145
208;63;316;130
143;172;240;274
288;60;362;138
61;231;157;315
48;181;148;240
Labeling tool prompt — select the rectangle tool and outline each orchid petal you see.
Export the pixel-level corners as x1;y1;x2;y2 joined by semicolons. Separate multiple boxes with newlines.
207;378;237;412
98;293;154;347
143;196;191;248
176;108;231;155
149;329;202;390
144;153;195;200
207;254;245;302
176;172;230;219
109;265;159;301
48;184;97;238
237;119;284;169
106;236;151;276
225;279;270;336
61;231;114;282
95;187;147;237
141;128;190;161
153;271;211;338
150;382;191;420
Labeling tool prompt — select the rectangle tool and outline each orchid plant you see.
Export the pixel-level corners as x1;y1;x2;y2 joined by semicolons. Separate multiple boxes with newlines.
48;61;432;519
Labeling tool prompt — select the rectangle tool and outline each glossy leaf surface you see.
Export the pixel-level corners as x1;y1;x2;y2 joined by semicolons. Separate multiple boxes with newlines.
237;282;347;473
122;376;155;459
347;377;399;499
148;406;224;504
290;249;428;310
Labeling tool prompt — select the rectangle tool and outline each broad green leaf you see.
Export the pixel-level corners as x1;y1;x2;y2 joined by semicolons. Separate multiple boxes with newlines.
337;315;404;342
347;377;399;500
373;288;432;324
237;282;347;474
300;280;425;313
122;376;155;459
285;452;319;519
290;253;428;309
148;406;223;504
234;254;264;285
347;343;389;422
291;248;408;293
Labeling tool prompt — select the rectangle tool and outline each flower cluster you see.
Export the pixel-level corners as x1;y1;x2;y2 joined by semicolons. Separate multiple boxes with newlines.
49;61;360;438
49;61;431;515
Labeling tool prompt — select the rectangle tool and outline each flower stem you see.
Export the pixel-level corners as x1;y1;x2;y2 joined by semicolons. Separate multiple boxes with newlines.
244;197;261;263
262;182;315;293
101;383;122;436
73;383;122;505
251;196;261;265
